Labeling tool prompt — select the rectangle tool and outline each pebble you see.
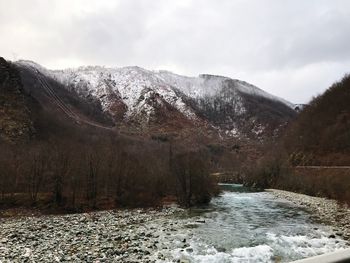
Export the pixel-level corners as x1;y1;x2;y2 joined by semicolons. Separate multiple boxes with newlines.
0;207;189;262
185;247;193;253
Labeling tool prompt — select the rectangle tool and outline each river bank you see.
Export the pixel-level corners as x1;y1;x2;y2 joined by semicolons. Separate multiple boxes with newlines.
0;206;194;262
1;187;349;262
268;189;350;241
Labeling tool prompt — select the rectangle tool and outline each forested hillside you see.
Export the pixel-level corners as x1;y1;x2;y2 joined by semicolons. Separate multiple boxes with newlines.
245;75;350;203
0;58;218;211
285;75;350;165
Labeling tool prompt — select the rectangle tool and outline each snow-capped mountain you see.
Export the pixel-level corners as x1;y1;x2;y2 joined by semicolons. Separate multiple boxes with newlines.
15;60;296;140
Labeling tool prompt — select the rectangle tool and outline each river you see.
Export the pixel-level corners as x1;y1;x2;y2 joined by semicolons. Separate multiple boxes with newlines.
0;184;348;262
168;184;348;263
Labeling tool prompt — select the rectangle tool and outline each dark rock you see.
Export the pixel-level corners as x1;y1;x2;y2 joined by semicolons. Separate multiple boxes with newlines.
185;248;193;253
217;247;226;252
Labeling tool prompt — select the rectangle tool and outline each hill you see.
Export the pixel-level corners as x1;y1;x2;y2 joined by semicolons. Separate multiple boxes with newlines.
285;75;350;165
14;60;296;141
245;75;350;203
0;58;34;142
0;56;298;209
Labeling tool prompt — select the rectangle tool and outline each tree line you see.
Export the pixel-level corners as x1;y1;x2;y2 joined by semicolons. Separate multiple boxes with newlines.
0;135;218;211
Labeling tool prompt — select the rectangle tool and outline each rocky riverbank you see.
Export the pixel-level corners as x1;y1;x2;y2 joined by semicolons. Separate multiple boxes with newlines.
2;189;349;262
268;189;350;241
0;206;195;263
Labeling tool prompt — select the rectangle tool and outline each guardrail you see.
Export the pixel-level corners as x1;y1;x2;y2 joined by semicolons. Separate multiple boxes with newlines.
291;248;350;263
295;166;350;169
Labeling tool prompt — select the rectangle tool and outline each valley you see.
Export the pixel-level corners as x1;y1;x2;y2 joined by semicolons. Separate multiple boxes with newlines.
1;1;350;262
1;57;350;262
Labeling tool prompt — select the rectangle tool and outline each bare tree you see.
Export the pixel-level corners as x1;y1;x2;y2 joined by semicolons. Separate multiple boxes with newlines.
85;148;100;208
27;145;48;204
50;142;72;206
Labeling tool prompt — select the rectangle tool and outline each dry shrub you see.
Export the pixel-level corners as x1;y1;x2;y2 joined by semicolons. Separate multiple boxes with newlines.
288;168;350;204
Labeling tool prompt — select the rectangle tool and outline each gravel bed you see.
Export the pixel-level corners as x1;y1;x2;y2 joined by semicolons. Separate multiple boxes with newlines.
0;207;193;263
3;190;348;262
268;189;350;241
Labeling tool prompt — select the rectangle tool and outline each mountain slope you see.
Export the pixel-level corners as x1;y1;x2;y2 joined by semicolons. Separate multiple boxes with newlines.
0;58;34;142
16;61;115;133
284;74;350;165
245;75;350;204
14;60;296;140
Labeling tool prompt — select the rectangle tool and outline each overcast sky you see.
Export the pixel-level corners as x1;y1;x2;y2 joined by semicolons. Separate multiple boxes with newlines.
1;0;350;103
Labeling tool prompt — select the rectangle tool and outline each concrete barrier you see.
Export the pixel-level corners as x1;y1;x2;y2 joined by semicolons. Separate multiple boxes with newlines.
291;248;350;263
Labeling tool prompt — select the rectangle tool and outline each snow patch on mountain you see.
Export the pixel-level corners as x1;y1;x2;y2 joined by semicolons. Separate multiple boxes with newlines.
57;66;198;121
156;71;226;98
15;61;295;136
156;70;294;109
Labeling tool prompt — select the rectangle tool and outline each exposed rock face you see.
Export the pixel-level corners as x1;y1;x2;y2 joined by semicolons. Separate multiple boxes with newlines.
0;57;34;142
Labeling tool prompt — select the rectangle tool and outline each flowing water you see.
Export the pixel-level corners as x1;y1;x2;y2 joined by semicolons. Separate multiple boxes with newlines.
169;184;348;263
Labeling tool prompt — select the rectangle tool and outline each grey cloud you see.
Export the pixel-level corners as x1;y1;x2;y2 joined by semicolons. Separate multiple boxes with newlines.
0;0;350;102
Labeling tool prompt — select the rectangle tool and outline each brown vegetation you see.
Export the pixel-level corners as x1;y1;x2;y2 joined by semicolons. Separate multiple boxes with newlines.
0;57;34;142
244;152;350;204
0;57;221;212
284;74;350;165
244;75;350;204
0;134;219;212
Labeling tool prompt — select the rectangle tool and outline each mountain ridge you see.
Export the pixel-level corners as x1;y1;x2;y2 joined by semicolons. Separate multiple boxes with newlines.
16;60;295;108
12;59;296;141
